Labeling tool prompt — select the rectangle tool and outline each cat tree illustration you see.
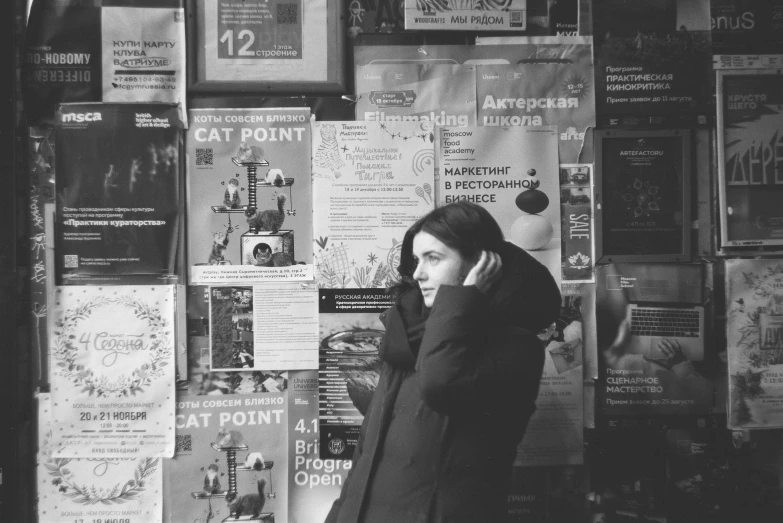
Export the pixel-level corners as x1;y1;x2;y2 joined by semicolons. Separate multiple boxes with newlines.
210;144;296;267
191;428;276;522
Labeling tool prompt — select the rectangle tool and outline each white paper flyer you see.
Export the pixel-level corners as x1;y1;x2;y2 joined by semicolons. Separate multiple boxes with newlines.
50;285;176;458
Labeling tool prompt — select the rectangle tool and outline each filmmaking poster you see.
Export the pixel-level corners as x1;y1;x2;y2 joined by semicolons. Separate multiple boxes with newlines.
717;69;783;247
50;285;176;458
37;394;163;523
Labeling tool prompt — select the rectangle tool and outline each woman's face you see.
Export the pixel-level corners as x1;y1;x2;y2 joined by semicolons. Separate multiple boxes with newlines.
412;231;473;307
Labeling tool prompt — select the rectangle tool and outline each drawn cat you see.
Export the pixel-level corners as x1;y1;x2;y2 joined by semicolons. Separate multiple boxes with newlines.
236;143;265;163
226;478;266;519
314;124;344;173
246;193;287;234
244;451;265;471
248;242;300;267
208;231;229;265
214;428;244;448
223;178;241;208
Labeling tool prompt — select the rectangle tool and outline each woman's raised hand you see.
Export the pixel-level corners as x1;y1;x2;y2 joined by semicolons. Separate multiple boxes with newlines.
463;251;502;294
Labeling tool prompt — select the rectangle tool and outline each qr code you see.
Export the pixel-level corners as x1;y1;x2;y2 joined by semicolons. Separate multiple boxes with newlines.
196;148;213;166
277;3;299;24
64;254;78;268
175;434;192;454
509;10;524;27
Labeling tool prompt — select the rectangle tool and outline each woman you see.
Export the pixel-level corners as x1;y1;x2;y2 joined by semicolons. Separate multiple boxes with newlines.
325;201;561;523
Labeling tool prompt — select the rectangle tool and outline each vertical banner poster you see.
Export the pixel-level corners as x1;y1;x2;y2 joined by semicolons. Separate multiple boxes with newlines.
437;126;562;285
311;120;435;289
516;283;585;467
168;393;288;522
186;107;313;284
717;69;783;247
596;264;715;417
595;129;691;263
476;42;595;166
55;103;182;284
37;394;163;523
50;285;177;458
726;259;783;429
560;164;595;282
355;63;477;128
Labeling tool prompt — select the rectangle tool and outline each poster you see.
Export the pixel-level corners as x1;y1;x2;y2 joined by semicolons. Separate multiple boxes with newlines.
560;164;594;282
23;0;187;126
515;284;584;467
711;0;783;54
595;129;691;263
436;126;562;285
355;63;476;127
196;0;329;85
37;394;163;523
50;285;177;458
596;264;715;417
318;290;392;460
475;46;595;165
186;107;313;284
404;0;528;31
716;69;783;247
168;393;288;522
726;259;783;429
311;120;435;290
55;103;182;284
208;283;318;371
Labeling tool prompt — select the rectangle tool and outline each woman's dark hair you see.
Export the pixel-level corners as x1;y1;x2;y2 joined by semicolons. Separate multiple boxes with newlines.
390;201;505;297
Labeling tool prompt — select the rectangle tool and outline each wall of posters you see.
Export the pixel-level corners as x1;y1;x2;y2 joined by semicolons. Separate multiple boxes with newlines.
717;69;783;247
595;129;691;263
437;125;562;284
50;285;177;458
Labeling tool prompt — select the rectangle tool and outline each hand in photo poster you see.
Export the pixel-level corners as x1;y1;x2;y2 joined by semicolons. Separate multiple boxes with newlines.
437;126;562;285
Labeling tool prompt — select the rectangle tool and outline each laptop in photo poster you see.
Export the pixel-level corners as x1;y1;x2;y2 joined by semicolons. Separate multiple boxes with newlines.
597;263;715;416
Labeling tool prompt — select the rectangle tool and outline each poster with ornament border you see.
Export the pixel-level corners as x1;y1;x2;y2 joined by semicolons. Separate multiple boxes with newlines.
311;120;435;290
50;285;176;458
594;129;691;263
37;393;163;523
726;258;783;429
436;125;562;287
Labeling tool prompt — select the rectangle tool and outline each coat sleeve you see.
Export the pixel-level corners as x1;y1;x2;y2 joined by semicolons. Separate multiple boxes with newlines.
416;284;545;416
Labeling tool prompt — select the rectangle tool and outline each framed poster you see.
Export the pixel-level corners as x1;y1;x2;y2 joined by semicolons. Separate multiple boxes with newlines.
189;0;346;93
717;68;783;248
595;129;691;263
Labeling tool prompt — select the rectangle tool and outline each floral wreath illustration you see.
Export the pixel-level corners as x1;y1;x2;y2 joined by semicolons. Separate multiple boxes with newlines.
52;294;171;397
42;430;158;505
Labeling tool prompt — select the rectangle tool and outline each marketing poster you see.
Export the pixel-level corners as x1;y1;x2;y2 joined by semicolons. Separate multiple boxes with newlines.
50;285;177;458
404;0;527;31
717;69;783;247
186;107;313;284
560;164;594;282
711;0;783;54
355;63;476;128
726;259;783;429
436;126;562;285
37;394;163;523
311;121;435;290
595;129;691;263
596;264;715;417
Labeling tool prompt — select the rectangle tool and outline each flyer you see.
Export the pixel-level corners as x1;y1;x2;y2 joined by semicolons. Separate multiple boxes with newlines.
208;283;318;371
404;0;528;31
37;394;163;523
55;103;183;284
595;129;691;263
311;121;435;290
560;164;594;282
23;0;186;126
515;284;584;467
317;290;392;460
355;63;477;128
50;285;177;458
168;393;288;522
436;126;562;285
711;0;783;54
726;259;783;429
716;69;783;247
596;264;715;417
186;107;313;284
476;54;595;165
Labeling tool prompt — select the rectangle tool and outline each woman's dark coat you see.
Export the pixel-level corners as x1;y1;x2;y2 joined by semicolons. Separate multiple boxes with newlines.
325;241;561;523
